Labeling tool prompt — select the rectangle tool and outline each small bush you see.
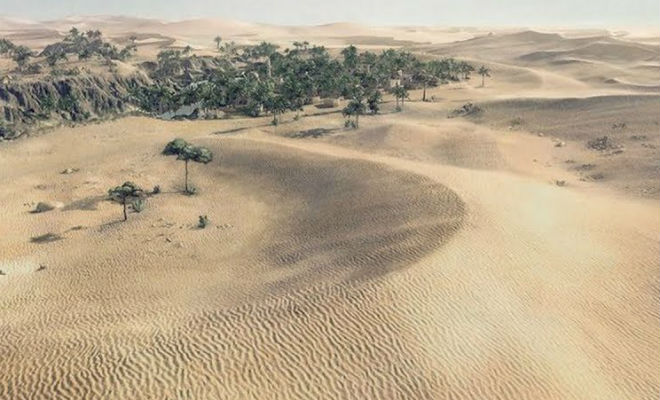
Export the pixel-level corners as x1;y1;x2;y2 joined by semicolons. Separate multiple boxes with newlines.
151;185;161;195
132;199;146;213
448;102;482;118
198;215;209;229
587;136;620;151
510;117;523;127
32;202;56;213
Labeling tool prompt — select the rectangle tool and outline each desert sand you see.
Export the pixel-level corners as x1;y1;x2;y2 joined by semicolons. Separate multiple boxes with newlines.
1;18;659;399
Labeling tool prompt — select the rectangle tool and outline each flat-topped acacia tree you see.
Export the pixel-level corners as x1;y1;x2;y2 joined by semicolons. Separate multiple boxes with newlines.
108;181;146;221
163;138;213;194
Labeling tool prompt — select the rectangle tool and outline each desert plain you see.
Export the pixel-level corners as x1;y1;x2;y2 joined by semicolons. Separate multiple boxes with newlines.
1;17;659;399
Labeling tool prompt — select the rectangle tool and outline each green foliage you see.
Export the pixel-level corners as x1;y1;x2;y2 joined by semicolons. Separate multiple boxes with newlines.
367;90;382;114
108;181;145;202
38;27;136;67
11;45;34;70
391;84;409;109
478;65;491;86
0;120;15;139
342;96;366;128
0;38;16;55
46;49;68;66
56;93;82;117
127;41;473;123
177;145;213;164
40;94;57;112
108;181;146;221
163;139;213;194
132;199;146;213
163;138;189;155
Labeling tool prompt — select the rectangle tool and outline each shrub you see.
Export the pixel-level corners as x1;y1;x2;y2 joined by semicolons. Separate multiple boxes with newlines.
510;116;523;127
32;202;56;213
151;185;161;195
448;102;482;118
198;215;209;228
132;199;146;213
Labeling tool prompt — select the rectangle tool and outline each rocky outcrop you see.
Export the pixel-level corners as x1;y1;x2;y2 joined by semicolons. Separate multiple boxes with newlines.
0;71;150;139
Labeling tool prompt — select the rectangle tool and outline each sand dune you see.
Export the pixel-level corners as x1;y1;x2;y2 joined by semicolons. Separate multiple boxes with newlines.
1;107;658;399
1;19;659;400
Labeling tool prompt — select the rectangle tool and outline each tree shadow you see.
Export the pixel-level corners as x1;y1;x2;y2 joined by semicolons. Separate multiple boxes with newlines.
288;127;339;139
30;232;64;244
62;195;107;211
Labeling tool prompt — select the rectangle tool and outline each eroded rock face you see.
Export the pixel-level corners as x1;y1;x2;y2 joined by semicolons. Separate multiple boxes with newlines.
0;72;149;139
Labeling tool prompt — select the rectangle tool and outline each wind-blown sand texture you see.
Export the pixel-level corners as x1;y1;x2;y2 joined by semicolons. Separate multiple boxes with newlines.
1;18;659;400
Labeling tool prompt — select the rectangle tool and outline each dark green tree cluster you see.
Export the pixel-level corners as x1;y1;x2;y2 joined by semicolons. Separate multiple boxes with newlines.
130;42;475;123
0;38;35;71
40;28;137;65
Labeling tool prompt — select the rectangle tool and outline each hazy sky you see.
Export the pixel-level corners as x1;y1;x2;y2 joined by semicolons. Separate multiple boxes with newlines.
0;0;658;27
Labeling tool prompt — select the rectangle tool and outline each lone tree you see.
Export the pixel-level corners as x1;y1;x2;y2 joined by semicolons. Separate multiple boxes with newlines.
108;181;146;221
214;36;222;51
163;138;213;194
478;65;491;87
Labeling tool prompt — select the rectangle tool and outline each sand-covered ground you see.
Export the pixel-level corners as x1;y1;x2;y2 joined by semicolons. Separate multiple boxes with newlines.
1;19;659;400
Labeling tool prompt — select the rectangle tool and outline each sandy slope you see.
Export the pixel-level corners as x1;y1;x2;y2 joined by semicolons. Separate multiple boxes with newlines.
1;109;658;399
1;21;660;400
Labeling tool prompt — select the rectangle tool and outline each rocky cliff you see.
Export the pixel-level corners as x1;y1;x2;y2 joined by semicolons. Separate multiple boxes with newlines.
0;71;150;139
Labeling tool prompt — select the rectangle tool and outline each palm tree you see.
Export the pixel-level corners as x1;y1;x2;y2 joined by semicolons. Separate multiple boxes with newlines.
214;36;222;51
478;65;491;87
412;62;434;102
342;94;366;128
108;181;146;221
391;84;408;110
341;45;358;72
367;90;382;114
